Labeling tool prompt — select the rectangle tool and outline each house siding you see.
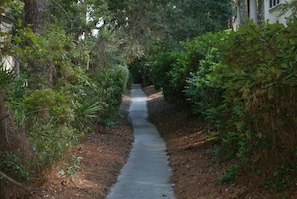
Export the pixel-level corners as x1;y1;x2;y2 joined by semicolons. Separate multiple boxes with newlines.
232;0;264;29
233;0;294;27
264;0;293;24
0;13;18;73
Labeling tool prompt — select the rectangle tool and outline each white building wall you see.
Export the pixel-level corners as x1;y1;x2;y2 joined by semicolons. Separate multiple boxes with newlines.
0;14;18;73
233;0;295;28
249;0;258;23
264;0;293;24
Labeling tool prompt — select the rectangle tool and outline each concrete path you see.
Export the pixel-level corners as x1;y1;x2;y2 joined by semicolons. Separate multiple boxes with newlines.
106;84;175;199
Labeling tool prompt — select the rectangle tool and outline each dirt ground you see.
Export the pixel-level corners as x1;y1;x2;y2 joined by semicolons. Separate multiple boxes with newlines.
143;85;297;199
30;90;134;199
25;85;296;199
144;86;246;199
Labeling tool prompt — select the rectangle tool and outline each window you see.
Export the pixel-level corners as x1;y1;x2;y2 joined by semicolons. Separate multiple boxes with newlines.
270;0;280;8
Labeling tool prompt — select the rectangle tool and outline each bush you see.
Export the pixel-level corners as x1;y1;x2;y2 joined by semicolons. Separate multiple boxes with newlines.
186;21;297;190
213;21;297;189
162;21;297;192
128;58;144;84
0;151;30;185
28;123;77;166
152;32;228;105
23;89;78;167
151;52;182;103
90;65;129;126
184;31;229;120
23;89;73;125
73;97;101;131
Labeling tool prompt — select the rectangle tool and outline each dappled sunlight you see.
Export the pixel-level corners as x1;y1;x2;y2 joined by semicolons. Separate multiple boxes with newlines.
122;92;132;103
133;96;147;102
142;85;163;101
147;93;163;101
170;130;214;151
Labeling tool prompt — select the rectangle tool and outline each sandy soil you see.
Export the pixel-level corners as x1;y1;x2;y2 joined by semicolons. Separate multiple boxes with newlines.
143;85;297;199
30;90;134;199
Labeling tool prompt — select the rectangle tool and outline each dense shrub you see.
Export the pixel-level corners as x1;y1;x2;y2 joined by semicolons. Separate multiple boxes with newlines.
215;21;297;187
184;31;229;121
23;89;73;125
152;32;229;105
151;52;181;103
1;1;130;195
165;51;193;104
154;21;297;193
0;151;30;184
128;58;145;84
23;89;78;166
184;21;297;191
90;65;129;126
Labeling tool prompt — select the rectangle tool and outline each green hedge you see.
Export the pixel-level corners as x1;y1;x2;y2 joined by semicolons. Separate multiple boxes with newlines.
152;21;297;193
213;22;297;189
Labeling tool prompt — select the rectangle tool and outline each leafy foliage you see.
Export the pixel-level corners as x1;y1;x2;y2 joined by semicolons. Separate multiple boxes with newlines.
184;31;229;121
165;0;232;44
23;89;73;124
1;0;131;188
128;58;145;84
214;21;297;187
151;31;229;105
22;89;77;166
60;153;83;179
92;66;129;126
150;52;181;103
151;18;297;194
0;65;15;89
0;151;30;185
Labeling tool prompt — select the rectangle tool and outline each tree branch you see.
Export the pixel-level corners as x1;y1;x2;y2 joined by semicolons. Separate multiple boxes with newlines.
0;170;32;196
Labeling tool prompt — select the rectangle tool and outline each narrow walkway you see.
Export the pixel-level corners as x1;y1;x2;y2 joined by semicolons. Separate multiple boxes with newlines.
106;84;175;199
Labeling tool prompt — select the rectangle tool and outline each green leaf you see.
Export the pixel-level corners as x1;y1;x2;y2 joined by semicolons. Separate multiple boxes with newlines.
288;38;296;45
271;67;282;79
256;133;263;139
273;170;279;177
14;36;22;43
281;63;288;69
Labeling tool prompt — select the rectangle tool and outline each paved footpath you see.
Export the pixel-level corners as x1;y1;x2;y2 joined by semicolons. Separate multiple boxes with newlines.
106;84;175;199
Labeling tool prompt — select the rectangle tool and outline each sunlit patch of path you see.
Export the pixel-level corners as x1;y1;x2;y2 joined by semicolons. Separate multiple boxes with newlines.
106;84;175;199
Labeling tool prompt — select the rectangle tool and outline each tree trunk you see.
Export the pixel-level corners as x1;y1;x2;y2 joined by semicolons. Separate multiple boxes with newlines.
0;171;32;196
238;0;248;24
257;0;265;23
24;0;52;87
24;0;49;34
